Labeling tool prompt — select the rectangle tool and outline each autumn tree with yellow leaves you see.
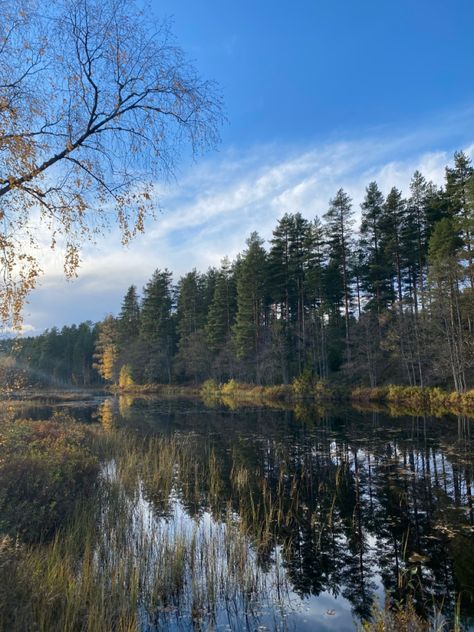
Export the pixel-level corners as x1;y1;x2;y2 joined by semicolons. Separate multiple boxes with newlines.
0;0;222;327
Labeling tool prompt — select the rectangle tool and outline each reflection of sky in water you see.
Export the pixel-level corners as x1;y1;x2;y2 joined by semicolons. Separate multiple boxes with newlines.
292;593;356;632
14;395;474;631
100;456;355;631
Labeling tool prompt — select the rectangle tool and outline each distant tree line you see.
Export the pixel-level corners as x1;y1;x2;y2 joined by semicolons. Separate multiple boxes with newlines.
3;151;474;391
0;323;99;387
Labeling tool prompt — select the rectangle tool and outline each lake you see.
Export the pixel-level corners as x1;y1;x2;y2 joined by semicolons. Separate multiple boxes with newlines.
7;395;474;631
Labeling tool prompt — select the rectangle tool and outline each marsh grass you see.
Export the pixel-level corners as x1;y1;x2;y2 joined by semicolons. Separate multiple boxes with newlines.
0;429;294;632
359;597;430;632
0;414;100;541
1;409;466;631
351;385;474;417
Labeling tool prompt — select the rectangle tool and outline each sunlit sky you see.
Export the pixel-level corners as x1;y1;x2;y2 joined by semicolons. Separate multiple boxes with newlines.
22;0;474;333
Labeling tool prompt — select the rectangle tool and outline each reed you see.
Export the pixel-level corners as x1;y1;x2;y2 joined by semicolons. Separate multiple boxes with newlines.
351;385;474;417
359;597;430;632
0;427;292;632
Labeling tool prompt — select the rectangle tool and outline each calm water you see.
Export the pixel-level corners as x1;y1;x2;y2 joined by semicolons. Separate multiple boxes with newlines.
11;396;474;631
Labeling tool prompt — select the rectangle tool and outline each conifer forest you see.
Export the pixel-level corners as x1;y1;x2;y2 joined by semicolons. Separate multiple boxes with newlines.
5;151;474;393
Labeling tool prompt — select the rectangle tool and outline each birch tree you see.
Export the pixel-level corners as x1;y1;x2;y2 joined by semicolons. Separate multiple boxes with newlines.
0;0;222;326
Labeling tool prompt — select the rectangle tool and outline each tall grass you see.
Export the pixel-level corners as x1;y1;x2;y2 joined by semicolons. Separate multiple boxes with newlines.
1;410;465;631
200;379;293;408
0;414;100;541
0;430;293;632
351;385;474;417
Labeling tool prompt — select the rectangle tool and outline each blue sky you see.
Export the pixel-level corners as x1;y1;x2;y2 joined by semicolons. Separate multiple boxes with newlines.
20;0;474;333
157;0;474;148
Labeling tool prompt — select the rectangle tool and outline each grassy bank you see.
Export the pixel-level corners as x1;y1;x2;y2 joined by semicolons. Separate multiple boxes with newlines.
200;378;292;405
109;382;201;396
111;377;474;418
0;413;100;542
200;376;343;407
351;385;474;417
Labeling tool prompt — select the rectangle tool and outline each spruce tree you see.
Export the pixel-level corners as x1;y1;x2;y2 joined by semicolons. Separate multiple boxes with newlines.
140;269;175;383
118;286;141;345
323;188;354;363
233;233;268;376
176;270;207;341
269;213;313;376
207;257;236;354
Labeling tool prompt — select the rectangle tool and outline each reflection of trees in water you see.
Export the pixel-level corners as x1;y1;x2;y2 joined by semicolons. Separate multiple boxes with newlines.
103;398;474;623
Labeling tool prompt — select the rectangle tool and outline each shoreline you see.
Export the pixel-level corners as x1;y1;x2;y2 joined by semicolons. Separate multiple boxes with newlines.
112;380;474;418
3;381;474;419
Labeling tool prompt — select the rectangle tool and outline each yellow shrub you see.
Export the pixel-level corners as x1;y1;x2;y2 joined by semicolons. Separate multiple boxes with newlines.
118;364;134;390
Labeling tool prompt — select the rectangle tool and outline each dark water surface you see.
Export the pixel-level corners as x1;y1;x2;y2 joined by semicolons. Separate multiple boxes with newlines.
12;396;474;630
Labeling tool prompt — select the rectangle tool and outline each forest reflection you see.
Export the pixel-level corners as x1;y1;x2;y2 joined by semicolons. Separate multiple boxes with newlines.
96;397;474;626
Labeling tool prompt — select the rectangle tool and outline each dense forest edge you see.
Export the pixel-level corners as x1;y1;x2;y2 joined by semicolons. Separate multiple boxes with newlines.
2;151;474;414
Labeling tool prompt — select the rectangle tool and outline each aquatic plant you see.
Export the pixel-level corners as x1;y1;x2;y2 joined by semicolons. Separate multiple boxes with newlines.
0;431;293;632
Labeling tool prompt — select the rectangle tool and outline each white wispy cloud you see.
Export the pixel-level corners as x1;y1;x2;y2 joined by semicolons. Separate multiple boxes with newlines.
18;122;474;333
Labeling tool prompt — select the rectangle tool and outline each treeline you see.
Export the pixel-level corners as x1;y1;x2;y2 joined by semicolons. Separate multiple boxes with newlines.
0;323;100;386
3;151;473;391
93;151;474;392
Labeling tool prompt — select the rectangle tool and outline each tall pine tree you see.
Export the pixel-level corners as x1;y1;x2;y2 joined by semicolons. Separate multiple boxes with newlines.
233;233;268;379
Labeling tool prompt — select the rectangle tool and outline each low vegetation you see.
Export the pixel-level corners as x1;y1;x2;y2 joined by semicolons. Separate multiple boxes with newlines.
0;414;99;542
352;385;474;416
360;598;429;632
0;428;291;632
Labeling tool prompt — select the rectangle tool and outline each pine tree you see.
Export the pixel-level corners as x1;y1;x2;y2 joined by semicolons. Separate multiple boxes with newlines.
140;269;175;383
289;213;311;372
428;218;466;392
405;171;430;307
446;151;474;293
381;187;406;304
269;214;294;323
305;217;328;378
381;187;420;384
359;181;387;313
323;189;354;363
233;233;268;377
